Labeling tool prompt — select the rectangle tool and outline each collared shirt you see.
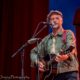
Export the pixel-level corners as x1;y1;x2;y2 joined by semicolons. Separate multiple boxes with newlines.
30;28;79;74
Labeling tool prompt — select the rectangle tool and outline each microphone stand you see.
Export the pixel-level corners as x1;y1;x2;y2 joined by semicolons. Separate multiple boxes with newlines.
11;21;48;80
11;42;30;80
31;25;48;80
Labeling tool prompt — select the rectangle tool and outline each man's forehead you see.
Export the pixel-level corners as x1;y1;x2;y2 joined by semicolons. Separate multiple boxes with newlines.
50;14;62;18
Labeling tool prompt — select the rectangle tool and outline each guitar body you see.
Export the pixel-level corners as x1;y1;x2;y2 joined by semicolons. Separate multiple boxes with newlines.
39;46;74;80
40;71;56;80
39;54;58;80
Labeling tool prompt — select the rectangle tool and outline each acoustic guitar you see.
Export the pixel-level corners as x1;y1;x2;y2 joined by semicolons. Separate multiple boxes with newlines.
39;46;74;80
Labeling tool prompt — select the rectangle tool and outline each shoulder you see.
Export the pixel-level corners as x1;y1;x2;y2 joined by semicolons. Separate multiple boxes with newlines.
66;30;73;34
41;33;52;43
65;30;75;39
65;30;75;36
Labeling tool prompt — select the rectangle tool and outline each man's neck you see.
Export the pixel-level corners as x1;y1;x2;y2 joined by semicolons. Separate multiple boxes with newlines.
52;27;63;36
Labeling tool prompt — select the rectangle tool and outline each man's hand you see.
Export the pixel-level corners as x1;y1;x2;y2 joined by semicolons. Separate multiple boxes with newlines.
55;54;69;62
37;61;45;72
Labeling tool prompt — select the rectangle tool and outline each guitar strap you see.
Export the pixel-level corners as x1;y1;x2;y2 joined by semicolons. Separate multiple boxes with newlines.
62;30;67;44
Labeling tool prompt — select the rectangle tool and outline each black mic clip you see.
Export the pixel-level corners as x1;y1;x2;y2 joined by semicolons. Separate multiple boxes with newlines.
28;38;41;44
41;21;51;25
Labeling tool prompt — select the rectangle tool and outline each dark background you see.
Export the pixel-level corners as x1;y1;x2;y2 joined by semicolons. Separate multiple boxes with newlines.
0;0;80;80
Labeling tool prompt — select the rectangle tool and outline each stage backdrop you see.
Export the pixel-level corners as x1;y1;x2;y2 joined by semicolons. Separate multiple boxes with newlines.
0;0;49;80
0;0;80;80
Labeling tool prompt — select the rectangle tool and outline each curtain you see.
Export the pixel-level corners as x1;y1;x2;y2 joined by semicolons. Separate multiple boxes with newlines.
0;0;49;79
73;8;80;76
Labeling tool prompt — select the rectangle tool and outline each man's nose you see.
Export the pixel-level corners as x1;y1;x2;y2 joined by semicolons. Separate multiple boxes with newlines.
52;20;57;23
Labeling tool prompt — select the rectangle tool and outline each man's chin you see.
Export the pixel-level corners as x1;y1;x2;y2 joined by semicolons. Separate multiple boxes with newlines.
52;25;59;29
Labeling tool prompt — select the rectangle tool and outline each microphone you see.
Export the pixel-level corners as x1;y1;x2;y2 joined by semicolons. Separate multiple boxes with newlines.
28;38;41;44
51;21;55;26
41;22;51;25
42;21;55;26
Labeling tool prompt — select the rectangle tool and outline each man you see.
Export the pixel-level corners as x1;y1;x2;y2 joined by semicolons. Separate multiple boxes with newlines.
30;10;79;80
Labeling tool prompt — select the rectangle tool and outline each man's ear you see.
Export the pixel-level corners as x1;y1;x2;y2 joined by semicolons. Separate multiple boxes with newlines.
61;18;63;25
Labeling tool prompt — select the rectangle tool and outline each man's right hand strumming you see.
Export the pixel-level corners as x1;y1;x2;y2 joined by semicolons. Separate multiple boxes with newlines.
37;61;45;72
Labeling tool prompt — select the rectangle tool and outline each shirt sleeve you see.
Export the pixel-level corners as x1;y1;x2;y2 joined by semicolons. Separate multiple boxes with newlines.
30;38;46;66
66;30;76;48
66;30;77;59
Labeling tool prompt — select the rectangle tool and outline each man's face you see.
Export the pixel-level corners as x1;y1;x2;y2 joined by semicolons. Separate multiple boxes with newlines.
49;14;63;28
